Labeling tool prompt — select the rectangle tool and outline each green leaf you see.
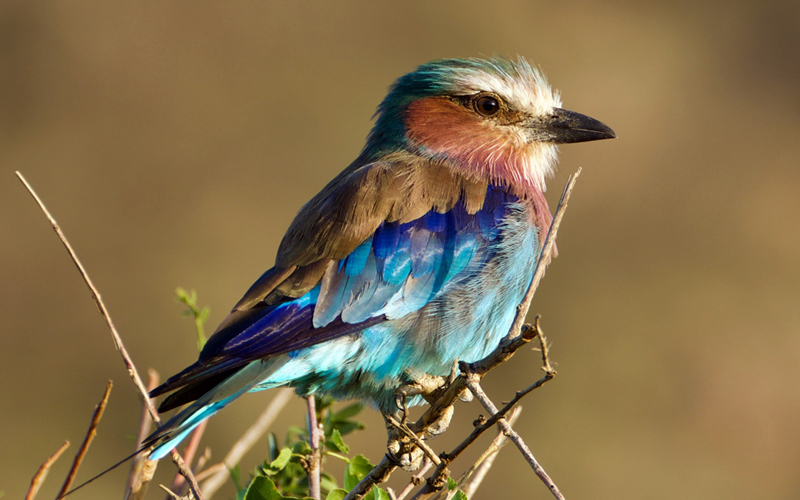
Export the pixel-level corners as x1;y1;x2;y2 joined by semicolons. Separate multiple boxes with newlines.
292;440;313;456
230;465;243;491
268;433;280;462
329;428;349;454
332;420;365;436
320;471;339;492
344;454;375;490
243;476;286;500
362;485;391;500
325;489;348;500
453;490;468;500
447;477;458;491
333;403;364;420
270;447;293;470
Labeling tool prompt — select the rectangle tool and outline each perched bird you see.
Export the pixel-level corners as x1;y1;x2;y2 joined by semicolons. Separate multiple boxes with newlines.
145;57;615;459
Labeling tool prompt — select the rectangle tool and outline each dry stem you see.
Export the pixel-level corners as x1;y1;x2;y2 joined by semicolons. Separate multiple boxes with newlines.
305;395;322;500
16;172;203;499
25;441;70;500
57;380;113;497
127;370;160;500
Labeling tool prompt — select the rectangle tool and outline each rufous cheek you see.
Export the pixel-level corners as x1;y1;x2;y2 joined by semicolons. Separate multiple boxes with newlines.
403;97;531;185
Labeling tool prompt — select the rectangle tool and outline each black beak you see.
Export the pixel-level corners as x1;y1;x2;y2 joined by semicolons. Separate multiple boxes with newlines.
530;108;616;144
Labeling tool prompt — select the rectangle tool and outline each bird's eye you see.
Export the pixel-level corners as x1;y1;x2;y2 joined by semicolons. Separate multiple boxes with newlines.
474;95;501;116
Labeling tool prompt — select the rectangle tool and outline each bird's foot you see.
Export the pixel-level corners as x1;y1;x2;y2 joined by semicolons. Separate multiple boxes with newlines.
383;413;425;471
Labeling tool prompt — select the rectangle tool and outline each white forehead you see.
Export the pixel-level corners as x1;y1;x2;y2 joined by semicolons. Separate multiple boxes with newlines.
450;58;562;116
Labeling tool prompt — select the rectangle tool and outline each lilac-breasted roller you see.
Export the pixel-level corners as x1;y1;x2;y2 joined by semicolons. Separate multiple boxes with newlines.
145;57;615;459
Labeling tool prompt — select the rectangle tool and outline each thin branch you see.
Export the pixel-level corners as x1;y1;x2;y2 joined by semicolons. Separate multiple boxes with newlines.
343;456;396;500
506;167;581;343
384;416;441;466
16;172;158;421
170;453;203;500
16;172;203;499
166;421;208;500
395;459;432;500
194;463;225;483
457;406;521;499
127;370;160;500
57;380;113;498
305;395;322;500
25;440;70;500
201;387;294;498
158;484;186;500
466;379;564;500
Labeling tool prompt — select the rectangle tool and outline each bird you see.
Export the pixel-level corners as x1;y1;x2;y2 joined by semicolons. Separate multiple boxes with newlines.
144;56;615;460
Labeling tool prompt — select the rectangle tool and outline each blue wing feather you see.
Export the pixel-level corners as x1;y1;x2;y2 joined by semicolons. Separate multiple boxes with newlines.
188;186;518;378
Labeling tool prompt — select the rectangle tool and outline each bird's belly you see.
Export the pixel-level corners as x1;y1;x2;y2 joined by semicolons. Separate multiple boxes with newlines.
255;204;542;410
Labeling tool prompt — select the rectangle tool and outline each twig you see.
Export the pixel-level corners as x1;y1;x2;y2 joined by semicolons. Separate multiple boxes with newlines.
343;455;396;500
506;167;581;342
466;378;564;500
305;395;322;500
159;484;186;500
192;447;212;476
166;420;208;499
200;387;294;498
57;380;113;498
25;440;70;500
395;458;432;500
384;416;441;466
194;463;224;483
16;172;204;500
127;370;160;500
456;406;521;499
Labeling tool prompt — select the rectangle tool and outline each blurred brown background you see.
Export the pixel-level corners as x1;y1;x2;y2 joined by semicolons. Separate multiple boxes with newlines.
3;1;800;498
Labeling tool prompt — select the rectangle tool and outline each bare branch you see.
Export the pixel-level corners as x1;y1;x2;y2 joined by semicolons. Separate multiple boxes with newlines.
395;459;432;500
466;379;564;500
159;484;188;500
201;387;294;498
15;172;158;421
16;172;203;499
305;395;322;500
57;380;113;497
127;370;160;500
506;167;581;342
384;416;441;466
457;406;522;499
166;421;208;500
25;440;70;500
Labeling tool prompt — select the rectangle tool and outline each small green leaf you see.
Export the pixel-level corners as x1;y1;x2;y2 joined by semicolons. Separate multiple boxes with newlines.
344;454;374;490
329;428;349;454
268;433;280;462
325;489;348;500
269;447;293;470
320;471;339;492
230;465;243;491
370;486;391;500
447;477;458;491
332;420;365;436
243;476;286;500
292;440;313;455
453;490;468;500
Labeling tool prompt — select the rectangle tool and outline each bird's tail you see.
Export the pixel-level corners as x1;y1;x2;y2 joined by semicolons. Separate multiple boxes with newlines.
146;358;282;459
59;358;284;498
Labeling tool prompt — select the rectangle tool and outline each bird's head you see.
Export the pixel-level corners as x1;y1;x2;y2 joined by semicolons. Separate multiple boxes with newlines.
366;57;615;191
